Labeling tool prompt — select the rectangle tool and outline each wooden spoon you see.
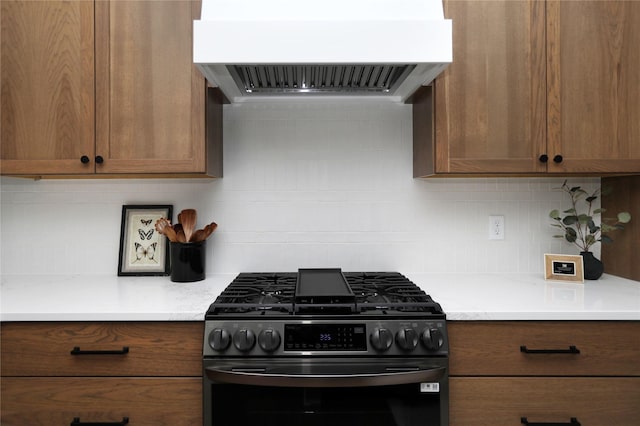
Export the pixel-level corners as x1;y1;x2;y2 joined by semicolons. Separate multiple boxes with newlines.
172;223;187;243
201;221;218;240
190;228;206;243
155;218;178;242
188;221;217;242
178;209;197;243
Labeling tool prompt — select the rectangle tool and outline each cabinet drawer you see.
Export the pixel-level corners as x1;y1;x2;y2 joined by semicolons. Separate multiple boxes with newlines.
448;321;640;376
450;377;640;426
0;322;203;376
0;377;201;426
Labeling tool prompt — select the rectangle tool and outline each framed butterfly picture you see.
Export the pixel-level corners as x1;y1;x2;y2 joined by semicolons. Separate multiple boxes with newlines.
118;205;173;276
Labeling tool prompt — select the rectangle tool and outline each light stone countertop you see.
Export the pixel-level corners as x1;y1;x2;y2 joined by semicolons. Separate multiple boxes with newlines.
1;273;638;322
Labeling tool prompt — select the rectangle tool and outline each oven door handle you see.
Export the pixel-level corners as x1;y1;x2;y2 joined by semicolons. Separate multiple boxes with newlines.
205;366;446;388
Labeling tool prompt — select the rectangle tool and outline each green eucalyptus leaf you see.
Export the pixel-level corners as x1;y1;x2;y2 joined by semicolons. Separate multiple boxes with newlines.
618;212;632;223
549;181;630;249
578;214;591;224
574;189;588;198
601;235;613;244
601;223;614;232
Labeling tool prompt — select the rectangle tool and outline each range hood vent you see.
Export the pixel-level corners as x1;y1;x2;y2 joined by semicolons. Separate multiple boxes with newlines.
194;0;452;103
229;65;416;95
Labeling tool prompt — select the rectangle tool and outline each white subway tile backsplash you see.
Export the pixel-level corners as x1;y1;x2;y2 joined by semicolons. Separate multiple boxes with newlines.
1;102;599;276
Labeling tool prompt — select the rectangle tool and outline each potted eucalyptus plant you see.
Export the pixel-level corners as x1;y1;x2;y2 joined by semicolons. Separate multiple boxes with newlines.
549;180;631;280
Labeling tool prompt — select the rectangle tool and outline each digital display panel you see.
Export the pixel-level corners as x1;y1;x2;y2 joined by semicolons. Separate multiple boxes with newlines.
284;324;367;351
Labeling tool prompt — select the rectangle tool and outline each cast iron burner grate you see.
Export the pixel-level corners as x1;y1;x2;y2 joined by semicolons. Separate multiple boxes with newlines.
207;273;297;315
205;271;444;318
345;272;444;315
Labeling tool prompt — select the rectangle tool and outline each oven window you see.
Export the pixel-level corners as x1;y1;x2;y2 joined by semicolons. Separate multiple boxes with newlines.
211;383;440;426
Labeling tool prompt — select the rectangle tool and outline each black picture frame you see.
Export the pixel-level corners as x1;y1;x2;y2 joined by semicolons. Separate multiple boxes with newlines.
118;205;173;276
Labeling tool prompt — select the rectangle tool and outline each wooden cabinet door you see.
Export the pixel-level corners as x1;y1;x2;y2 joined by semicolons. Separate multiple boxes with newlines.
547;0;640;174
1;322;204;377
432;0;547;175
450;377;640;426
1;377;202;426
1;0;96;175
95;0;208;174
448;321;640;377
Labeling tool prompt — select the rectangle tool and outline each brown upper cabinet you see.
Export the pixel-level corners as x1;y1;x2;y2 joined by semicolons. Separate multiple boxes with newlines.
414;0;640;177
1;0;222;178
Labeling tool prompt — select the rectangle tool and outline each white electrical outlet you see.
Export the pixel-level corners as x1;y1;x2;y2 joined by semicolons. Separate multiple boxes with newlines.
489;215;505;240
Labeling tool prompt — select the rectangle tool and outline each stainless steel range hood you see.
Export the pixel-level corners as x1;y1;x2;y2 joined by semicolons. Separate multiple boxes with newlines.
193;0;452;103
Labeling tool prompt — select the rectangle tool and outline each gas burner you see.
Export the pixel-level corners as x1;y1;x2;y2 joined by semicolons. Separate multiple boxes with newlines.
205;270;444;319
207;273;297;315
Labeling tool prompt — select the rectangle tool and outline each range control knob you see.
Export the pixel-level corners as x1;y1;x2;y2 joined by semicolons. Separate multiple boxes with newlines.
370;327;393;352
233;328;256;352
258;328;281;352
421;328;444;351
208;328;231;351
396;328;419;351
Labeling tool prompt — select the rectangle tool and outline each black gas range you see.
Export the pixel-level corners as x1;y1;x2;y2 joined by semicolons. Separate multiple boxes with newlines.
203;269;449;426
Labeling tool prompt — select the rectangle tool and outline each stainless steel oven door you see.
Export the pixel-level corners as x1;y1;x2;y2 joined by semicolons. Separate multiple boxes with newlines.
203;358;448;426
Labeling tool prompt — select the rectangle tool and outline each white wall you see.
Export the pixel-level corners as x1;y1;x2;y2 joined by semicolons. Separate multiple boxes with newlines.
0;102;599;275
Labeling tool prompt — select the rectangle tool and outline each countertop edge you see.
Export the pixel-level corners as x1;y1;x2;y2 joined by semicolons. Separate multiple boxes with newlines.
1;273;638;322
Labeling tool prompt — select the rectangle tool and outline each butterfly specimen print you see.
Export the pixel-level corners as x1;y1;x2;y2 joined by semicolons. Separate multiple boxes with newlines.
138;229;154;240
118;205;173;276
134;242;157;263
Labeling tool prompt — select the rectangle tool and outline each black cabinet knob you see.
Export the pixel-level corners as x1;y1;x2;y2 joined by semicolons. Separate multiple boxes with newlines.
95;155;104;164
80;155;90;164
538;154;549;163
553;155;563;163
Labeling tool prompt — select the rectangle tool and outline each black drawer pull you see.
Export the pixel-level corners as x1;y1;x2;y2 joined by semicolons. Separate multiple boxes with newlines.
520;345;580;354
70;417;129;426
521;417;580;425
70;346;129;355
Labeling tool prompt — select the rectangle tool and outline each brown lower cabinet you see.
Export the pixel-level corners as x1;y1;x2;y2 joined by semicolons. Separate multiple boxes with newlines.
4;320;639;425
448;321;640;426
0;378;201;426
0;322;203;426
451;377;640;426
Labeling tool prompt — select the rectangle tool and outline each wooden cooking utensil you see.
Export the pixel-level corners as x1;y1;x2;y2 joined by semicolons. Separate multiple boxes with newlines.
179;209;197;243
201;221;218;240
190;228;206;243
187;221;217;242
155;218;178;242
